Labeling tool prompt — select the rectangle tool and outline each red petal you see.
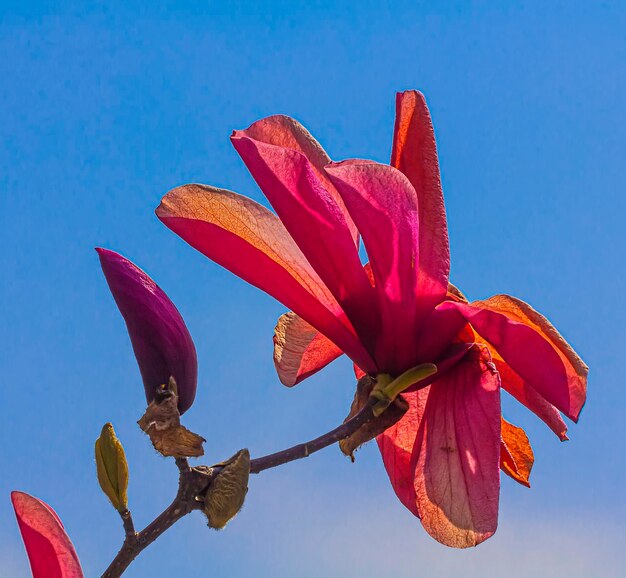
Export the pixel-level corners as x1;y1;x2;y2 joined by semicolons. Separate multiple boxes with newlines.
377;387;430;517
412;348;501;548
231;132;379;350
157;185;376;373
497;358;569;440
326;160;421;374
391;91;450;315
403;342;475;393
273;312;343;386
439;299;585;421
234;114;359;244
500;418;534;487
11;492;83;578
471;325;569;440
413;302;468;363
354;363;366;380
478;295;586;420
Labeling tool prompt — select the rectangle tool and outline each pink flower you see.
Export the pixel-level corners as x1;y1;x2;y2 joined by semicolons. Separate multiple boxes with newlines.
97;248;198;414
156;91;587;547
11;491;83;578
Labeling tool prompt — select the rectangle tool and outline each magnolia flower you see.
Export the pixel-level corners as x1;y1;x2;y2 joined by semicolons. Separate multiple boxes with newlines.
97;248;198;414
11;491;83;577
156;91;587;547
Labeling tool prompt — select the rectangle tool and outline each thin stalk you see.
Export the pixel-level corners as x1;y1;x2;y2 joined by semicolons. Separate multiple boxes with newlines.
101;398;377;578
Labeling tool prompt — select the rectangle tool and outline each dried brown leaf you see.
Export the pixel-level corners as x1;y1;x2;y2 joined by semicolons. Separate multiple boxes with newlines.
138;378;205;458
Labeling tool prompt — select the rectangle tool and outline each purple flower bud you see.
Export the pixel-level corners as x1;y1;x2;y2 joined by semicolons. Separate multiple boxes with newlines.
97;248;197;414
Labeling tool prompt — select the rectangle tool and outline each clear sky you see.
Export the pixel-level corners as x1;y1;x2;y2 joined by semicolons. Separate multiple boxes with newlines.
1;2;624;576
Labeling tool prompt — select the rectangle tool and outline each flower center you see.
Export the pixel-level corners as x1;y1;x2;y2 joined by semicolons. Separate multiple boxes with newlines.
369;363;437;416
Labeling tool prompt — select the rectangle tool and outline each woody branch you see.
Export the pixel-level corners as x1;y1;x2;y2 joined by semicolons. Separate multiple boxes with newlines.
101;397;379;578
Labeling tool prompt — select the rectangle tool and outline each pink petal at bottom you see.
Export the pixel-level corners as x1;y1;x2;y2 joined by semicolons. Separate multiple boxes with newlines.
411;348;502;548
11;491;83;578
377;387;430;517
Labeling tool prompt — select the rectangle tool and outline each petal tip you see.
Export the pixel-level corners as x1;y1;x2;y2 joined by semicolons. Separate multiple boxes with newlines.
155;185;190;220
397;88;425;98
10;490;23;505
230;129;244;142
95;246;113;258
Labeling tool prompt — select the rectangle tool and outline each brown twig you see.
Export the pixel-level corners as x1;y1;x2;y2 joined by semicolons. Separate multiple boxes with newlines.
118;510;136;542
101;398;377;578
249;397;378;473
101;464;216;578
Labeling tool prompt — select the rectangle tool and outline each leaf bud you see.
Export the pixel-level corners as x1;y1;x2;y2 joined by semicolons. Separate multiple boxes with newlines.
203;449;250;530
95;423;129;511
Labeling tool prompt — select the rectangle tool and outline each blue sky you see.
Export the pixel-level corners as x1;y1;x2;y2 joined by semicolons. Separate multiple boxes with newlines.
1;1;625;576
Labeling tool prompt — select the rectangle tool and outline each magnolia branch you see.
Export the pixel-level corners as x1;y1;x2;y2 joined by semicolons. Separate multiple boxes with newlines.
101;398;378;578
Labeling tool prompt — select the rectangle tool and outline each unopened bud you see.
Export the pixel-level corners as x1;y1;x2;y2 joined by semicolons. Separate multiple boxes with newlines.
95;423;129;511
203;449;250;530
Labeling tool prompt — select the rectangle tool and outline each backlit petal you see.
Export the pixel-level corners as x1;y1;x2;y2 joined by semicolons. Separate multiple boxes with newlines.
326;160;421;374
439;299;584;421
413;302;468;363
12;491;83;578
377;387;430;517
475;295;587;420
497;357;568;440
500;418;534;487
235;115;359;244
157;185;376;373
472;329;568;440
231;132;378;349
391;90;450;314
273;312;343;386
97;248;198;414
412;348;501;548
446;282;468;303
403;342;475;393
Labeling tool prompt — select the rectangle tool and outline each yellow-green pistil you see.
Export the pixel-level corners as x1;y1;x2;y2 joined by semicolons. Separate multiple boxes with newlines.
369;363;438;416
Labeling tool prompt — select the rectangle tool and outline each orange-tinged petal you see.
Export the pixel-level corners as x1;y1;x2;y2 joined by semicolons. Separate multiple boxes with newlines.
475;295;587;420
231;133;379;350
391;90;450;316
11;491;84;578
500;418;534;487
273;312;343;386
156;184;376;373
472;332;569;440
412;348;501;548
497;357;569;440
234;114;359;245
446;282;468;303
439;299;583;421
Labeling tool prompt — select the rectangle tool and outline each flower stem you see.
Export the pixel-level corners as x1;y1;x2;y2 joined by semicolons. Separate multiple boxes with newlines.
118;509;136;542
100;398;378;578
